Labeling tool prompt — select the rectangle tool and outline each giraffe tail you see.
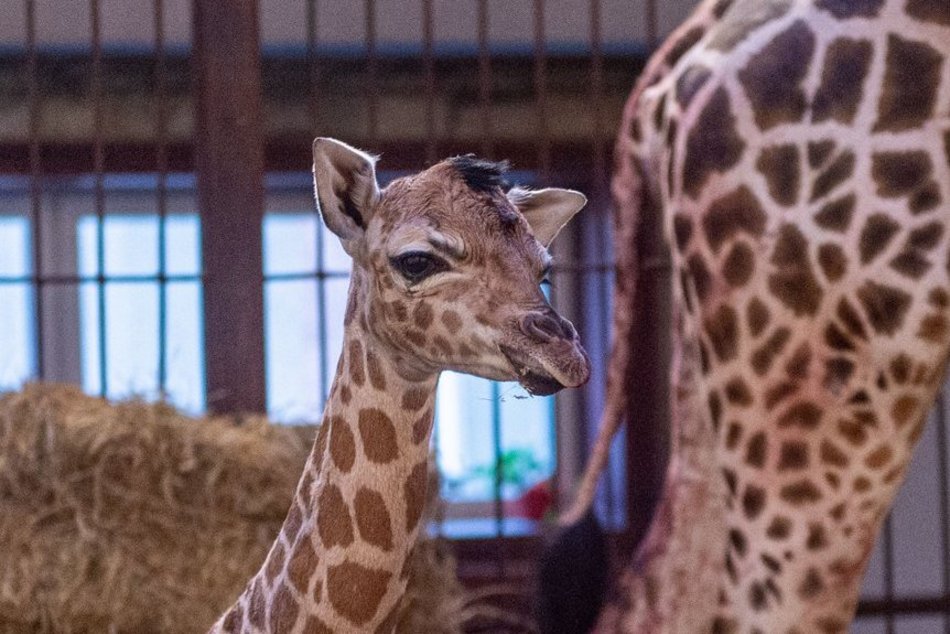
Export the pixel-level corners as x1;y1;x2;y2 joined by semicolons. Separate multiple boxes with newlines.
537;509;609;634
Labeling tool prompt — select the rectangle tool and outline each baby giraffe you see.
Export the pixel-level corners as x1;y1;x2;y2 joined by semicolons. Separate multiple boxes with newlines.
209;138;590;633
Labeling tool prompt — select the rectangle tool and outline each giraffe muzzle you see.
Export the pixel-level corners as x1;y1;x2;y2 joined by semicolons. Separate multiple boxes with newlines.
520;311;578;343
500;313;590;396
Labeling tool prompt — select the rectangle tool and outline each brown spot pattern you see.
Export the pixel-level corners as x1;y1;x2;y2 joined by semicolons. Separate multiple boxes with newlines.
808;140;835;168
778;441;809;470
349;341;366;386
768;224;823;316
366;351;387;391
857;281;912;336
778;401;822;429
674;214;693;251
329;416;356;473
441;310;463;334
303;616;335;634
872;151;933;198
820;440;850;467
269;583;300;633
742;485;767;519
683;87;746;198
906;0;950;24
412;409;433;444
667;25;707;63
738;20;815;130
284;502;304;543
815;0;883;16
401;387;429;412
413;302;434;329
751;327;791;376
810;151;855;201
875;35;942;132
813;38;873;123
287;536;319;594
703;186;768;254
404;461;429;532
781;480;822;505
723;242;755;287
756;144;800;206
265;541;285;583
817;243;847;282
317;484;354;547
358;408;400;464
355;487;394;551
746;432;767;468
747;298;770;337
705;305;740;362
248;579;266;627
859;213;900;264
326;560;392;625
814;194;856;232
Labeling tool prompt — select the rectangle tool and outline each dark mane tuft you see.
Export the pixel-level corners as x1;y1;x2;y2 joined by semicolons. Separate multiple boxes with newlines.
448;155;511;193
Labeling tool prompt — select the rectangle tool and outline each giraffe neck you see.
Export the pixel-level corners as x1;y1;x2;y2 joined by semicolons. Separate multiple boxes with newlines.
598;0;950;631
213;271;439;634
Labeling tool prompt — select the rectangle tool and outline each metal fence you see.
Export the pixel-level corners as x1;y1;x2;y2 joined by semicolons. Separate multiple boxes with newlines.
0;0;948;630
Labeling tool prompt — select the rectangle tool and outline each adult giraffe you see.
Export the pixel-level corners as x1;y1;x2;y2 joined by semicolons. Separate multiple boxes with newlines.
208;138;589;633
560;0;950;631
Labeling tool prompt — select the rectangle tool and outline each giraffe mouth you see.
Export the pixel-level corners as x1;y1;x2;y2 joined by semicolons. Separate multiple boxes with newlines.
500;345;567;396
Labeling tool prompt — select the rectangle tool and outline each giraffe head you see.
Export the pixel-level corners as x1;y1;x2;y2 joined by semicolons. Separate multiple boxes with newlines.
313;137;590;395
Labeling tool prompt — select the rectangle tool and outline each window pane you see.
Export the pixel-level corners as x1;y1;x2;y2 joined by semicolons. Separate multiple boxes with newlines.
0;284;34;389
78;213;204;412
165;215;202;276
0;216;30;277
322;278;350;387
437;372;495;501
165;281;205;413
437;373;555;504
264;213;317;276
79;215;160;277
81;282;160;398
321;225;351;273
265;279;322;423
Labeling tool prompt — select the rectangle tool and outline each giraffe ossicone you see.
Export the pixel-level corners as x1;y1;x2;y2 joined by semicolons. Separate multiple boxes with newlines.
210;137;590;633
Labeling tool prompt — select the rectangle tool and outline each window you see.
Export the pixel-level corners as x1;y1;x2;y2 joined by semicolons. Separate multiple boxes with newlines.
0;171;598;534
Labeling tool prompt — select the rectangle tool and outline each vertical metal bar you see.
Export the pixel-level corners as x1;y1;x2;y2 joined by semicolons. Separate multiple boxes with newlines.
882;515;896;634
590;0;606;196
193;0;267;414
490;380;506;576
532;0;549;184
92;0;108;397
365;0;378;144
580;0;611;521
422;0;436;165
155;0;169;397
25;0;44;381
307;0;330;407
934;393;950;634
477;0;493;159
646;0;659;49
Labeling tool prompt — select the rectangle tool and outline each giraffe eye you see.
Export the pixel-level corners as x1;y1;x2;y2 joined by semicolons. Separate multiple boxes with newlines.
391;251;447;283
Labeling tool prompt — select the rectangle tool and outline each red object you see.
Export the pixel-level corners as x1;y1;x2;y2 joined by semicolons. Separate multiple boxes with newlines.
514;479;554;520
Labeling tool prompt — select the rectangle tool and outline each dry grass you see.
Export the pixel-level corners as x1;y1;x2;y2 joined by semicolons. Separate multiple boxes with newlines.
0;383;462;633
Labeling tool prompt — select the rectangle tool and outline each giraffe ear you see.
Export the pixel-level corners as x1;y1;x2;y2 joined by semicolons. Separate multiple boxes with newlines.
312;137;380;250
509;187;587;247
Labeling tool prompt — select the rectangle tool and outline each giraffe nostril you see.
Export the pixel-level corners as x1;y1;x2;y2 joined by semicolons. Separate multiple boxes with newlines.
521;312;574;343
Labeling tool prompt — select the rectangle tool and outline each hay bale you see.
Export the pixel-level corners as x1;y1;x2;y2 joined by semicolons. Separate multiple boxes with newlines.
0;383;463;634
